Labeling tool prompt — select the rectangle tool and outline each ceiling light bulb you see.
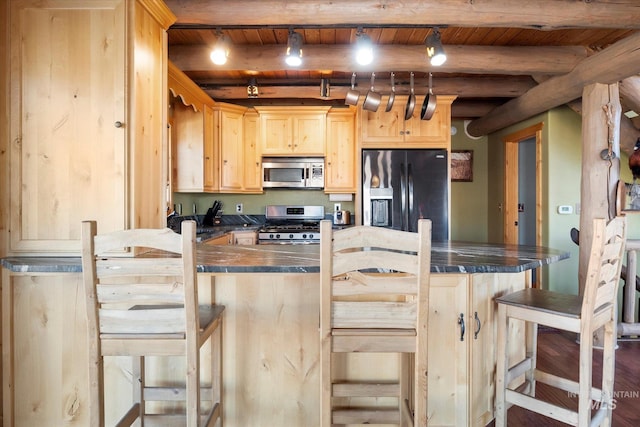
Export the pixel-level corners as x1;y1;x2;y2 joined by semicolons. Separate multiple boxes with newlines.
285;30;303;67
355;32;374;66
210;34;230;65
426;28;447;67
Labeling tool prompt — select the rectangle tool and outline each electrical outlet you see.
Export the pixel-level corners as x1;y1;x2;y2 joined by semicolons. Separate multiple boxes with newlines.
334;203;341;212
236;203;243;213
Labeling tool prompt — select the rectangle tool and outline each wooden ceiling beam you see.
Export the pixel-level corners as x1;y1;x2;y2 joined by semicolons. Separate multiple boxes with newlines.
198;76;535;100
170;44;587;76
466;32;640;138
164;0;640;29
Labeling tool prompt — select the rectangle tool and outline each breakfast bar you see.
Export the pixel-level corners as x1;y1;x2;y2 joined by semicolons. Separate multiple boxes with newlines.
1;242;568;427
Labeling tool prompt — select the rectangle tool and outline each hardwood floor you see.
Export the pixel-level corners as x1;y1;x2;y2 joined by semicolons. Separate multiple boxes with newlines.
488;329;640;426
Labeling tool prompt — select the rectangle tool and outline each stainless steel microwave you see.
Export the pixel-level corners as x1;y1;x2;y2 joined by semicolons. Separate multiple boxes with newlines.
262;157;324;189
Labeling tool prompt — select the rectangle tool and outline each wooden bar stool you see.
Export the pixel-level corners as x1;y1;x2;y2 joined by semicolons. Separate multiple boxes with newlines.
81;220;224;427
495;216;626;426
319;219;432;426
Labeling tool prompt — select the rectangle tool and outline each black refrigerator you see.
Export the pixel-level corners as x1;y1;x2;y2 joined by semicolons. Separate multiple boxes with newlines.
362;149;449;241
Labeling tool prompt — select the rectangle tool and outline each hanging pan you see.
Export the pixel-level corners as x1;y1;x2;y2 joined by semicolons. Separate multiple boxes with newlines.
345;72;360;106
404;72;416;120
385;72;396;112
421;72;437;120
362;72;381;112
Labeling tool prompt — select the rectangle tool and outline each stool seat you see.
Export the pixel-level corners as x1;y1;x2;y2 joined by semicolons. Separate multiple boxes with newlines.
497;288;583;318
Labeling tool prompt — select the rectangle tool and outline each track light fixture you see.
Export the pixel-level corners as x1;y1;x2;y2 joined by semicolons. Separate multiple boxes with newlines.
285;29;303;67
355;28;374;66
425;27;446;66
247;78;259;98
210;30;230;65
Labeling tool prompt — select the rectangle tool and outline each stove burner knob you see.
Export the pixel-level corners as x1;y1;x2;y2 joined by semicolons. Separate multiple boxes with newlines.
289;233;294;239
302;233;307;239
275;234;280;239
269;233;275;239
308;233;314;239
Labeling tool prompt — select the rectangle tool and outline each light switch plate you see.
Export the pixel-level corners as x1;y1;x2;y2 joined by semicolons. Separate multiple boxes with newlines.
557;205;573;214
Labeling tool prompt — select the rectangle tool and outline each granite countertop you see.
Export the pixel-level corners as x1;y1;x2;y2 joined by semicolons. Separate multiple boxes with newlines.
1;241;569;274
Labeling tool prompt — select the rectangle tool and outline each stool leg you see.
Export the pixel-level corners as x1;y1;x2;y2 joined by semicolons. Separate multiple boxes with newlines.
524;321;538;396
495;303;508;427
132;356;144;423
601;318;616;427
577;328;594;426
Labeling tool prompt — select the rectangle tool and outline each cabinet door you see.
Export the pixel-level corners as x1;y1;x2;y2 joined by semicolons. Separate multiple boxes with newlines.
203;104;218;192
260;113;292;154
469;272;527;426
219;107;245;191
204;233;231;245
9;0;127;254
243;110;263;192
233;231;257;245
361;95;404;143
428;274;469;426
404;101;451;147
292;114;326;155
325;110;356;193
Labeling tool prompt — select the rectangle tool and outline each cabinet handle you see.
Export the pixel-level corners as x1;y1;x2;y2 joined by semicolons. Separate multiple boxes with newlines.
474;311;482;339
458;313;465;341
114;121;123;128
405;130;410;135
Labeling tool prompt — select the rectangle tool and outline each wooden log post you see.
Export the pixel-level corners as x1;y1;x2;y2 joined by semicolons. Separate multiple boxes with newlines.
579;83;621;345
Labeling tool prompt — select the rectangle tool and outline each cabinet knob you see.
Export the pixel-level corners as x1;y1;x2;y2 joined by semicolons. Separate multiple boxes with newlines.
114;121;123;128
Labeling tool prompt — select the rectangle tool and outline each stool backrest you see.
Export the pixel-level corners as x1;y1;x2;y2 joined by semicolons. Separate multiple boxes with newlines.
81;220;198;346
582;216;627;321
319;219;431;330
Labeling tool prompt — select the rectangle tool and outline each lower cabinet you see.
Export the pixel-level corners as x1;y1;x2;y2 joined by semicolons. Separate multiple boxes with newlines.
203;233;231;245
429;272;527;426
203;230;257;245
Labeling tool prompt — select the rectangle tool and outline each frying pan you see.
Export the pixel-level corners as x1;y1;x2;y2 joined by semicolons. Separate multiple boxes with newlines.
421;72;437;120
345;72;360;106
362;72;381;112
385;72;396;112
404;72;416;120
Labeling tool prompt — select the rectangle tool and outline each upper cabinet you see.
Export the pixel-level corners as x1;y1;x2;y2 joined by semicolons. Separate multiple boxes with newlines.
361;95;455;149
7;0;175;255
325;108;357;193
242;109;263;193
169;61;218;193
255;107;330;156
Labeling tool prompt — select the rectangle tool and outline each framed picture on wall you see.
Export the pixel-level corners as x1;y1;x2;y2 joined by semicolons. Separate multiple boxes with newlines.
451;150;473;182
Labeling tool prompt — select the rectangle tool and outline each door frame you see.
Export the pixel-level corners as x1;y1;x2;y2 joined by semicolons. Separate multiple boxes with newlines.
503;123;543;287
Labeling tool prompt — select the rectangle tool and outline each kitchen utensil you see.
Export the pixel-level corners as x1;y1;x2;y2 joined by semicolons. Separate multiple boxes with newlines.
404;72;416;120
385;72;396;112
421;72;437;120
362;72;381;112
344;72;360;106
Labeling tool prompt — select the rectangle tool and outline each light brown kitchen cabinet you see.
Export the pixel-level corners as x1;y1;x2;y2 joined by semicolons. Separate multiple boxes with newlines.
217;103;248;192
169;61;219;193
325;108;357;193
361;95;455;149
428;272;526;426
255;106;330;156
204;233;232;245
6;0;175;255
232;230;257;245
243;110;263;192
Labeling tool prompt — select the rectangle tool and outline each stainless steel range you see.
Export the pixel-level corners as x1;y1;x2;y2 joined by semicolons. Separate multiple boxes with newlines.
258;205;324;244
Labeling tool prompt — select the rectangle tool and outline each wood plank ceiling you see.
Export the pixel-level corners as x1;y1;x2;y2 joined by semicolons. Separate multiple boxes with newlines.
165;0;640;152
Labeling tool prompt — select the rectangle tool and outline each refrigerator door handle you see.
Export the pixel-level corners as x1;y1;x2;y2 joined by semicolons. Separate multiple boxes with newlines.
408;163;414;223
400;162;407;230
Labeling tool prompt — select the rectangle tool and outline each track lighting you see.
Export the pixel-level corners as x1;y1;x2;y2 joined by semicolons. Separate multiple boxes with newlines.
247;78;259;98
355;28;374;66
210;30;230;65
285;29;303;67
425;27;447;66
